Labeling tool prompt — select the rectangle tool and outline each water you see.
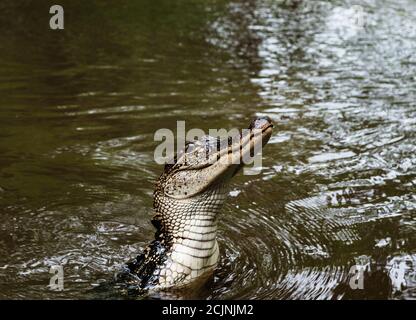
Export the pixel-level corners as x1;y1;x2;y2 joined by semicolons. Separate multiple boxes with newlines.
0;0;415;299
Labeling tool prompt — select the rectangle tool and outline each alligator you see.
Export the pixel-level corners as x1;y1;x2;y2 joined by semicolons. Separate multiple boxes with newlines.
116;117;273;293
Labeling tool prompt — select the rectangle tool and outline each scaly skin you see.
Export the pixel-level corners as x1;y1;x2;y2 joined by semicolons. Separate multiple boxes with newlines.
118;117;273;292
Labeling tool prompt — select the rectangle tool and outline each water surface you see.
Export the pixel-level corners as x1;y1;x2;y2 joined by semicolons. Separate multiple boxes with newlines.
0;0;415;299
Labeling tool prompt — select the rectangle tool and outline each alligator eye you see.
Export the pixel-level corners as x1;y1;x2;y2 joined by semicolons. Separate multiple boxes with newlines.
164;162;175;172
164;153;178;171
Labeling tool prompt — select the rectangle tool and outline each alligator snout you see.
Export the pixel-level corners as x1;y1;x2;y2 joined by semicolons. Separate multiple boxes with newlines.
248;116;273;130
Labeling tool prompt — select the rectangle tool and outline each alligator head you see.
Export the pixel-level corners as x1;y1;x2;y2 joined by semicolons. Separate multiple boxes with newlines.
123;117;273;292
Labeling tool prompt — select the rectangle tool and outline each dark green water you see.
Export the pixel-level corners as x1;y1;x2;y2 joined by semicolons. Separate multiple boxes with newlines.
0;0;415;299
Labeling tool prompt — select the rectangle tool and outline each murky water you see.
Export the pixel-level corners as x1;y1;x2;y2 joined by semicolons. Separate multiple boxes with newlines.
0;0;415;299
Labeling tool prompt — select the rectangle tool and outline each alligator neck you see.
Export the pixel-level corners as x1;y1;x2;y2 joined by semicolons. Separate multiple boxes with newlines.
143;186;228;287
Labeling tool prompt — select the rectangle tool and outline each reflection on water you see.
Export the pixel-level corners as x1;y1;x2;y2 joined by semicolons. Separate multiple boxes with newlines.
0;0;415;299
